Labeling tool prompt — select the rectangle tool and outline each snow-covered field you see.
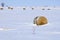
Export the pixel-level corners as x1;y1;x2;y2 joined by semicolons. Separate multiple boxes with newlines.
0;7;60;40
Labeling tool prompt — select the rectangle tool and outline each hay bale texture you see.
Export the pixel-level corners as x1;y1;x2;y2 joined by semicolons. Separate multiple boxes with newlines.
33;16;48;26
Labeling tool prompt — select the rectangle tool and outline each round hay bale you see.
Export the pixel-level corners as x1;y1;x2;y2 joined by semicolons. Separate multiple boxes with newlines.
33;16;48;26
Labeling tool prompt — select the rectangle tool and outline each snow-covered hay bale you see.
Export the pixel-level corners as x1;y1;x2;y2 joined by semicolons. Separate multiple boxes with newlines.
33;16;48;26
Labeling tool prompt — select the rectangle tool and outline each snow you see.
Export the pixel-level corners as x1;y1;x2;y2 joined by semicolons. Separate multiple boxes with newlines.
0;7;60;40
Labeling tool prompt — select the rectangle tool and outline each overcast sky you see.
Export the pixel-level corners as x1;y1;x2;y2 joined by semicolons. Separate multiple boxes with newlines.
0;0;60;6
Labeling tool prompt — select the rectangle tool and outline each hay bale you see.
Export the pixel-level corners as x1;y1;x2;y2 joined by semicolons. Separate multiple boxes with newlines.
33;16;48;25
23;8;26;10
0;7;3;10
8;7;13;10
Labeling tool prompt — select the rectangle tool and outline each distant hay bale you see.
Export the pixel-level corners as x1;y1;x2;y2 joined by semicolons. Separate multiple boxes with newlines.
42;8;45;10
8;7;13;10
33;16;48;26
32;8;34;10
0;7;3;10
23;8;26;10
